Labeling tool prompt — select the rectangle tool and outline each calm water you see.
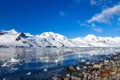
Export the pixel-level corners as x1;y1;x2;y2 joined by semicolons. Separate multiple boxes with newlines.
0;47;120;80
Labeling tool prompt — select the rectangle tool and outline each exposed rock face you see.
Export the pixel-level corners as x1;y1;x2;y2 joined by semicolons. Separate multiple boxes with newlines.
16;32;28;41
0;32;5;35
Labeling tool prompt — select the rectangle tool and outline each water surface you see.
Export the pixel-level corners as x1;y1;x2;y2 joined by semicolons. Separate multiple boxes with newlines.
0;47;120;79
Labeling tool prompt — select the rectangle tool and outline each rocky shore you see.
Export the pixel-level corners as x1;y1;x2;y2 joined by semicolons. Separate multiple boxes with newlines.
52;52;120;80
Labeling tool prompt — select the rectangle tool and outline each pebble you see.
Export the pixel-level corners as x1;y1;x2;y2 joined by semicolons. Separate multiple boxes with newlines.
52;52;120;80
68;66;76;72
76;66;80;70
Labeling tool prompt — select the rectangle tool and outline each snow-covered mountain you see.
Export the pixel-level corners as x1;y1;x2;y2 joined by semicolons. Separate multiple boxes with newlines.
0;29;120;48
73;34;120;47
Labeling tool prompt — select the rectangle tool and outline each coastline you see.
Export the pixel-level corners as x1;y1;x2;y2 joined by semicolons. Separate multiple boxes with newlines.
52;52;120;80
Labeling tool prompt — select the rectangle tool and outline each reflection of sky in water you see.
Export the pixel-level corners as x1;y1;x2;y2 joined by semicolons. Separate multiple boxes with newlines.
0;47;120;79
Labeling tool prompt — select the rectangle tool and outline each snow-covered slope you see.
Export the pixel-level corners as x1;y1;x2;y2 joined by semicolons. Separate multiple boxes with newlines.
73;34;120;47
0;29;31;47
0;29;120;48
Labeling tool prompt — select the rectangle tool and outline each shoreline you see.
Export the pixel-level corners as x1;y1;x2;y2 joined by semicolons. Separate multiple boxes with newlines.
52;52;120;80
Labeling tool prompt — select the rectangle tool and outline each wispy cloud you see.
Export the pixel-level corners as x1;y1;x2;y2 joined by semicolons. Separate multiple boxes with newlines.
59;11;65;16
77;20;102;32
88;4;120;24
90;0;118;9
91;23;103;32
77;20;90;27
90;0;97;5
92;27;103;32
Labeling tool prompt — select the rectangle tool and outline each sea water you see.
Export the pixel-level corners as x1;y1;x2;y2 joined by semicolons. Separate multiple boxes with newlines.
0;47;119;80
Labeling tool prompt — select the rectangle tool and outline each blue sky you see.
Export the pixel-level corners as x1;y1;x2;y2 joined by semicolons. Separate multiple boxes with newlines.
0;0;120;38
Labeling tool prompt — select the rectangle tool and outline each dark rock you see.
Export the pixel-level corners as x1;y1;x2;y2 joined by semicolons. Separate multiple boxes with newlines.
16;32;28;41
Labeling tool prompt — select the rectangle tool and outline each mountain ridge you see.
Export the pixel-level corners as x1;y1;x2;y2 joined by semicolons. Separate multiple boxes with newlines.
0;29;120;48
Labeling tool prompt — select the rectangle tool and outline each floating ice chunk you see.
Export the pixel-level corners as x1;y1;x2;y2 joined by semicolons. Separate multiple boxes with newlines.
9;58;20;63
60;61;63;64
43;68;48;72
10;67;18;71
54;58;59;63
26;72;31;75
81;59;85;62
1;63;9;67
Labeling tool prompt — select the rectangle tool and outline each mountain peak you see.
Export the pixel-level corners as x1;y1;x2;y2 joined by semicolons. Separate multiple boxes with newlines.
9;29;17;33
40;32;67;39
40;32;56;37
85;34;97;39
1;29;18;35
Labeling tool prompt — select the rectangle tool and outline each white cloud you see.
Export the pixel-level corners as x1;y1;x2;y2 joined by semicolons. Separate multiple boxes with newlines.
77;20;90;27
90;0;97;5
91;23;103;32
92;27;103;32
59;11;65;16
88;4;120;23
77;20;102;32
90;0;118;9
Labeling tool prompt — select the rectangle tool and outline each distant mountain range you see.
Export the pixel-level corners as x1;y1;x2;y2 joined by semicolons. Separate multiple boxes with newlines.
0;29;120;48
